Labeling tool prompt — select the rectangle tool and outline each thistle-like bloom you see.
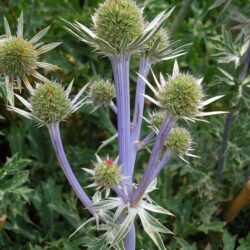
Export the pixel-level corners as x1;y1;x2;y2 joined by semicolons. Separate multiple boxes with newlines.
87;79;116;108
144;110;166;133
83;155;123;198
142;61;227;122
9;80;88;126
63;0;174;56
0;13;61;105
166;127;197;162
93;0;144;52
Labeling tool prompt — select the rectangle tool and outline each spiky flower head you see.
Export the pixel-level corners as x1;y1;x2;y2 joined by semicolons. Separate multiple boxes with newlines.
0;13;61;105
142;61;226;121
83;155;122;197
88;79;116;106
166;127;191;156
93;0;144;52
159;73;203;117
146;28;170;58
9;80;88;126
94;157;122;189
0;38;36;77
31;82;71;124
63;4;174;56
145;110;166;132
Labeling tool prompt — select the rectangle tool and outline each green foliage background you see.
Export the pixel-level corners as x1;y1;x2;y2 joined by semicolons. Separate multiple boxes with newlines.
0;0;249;249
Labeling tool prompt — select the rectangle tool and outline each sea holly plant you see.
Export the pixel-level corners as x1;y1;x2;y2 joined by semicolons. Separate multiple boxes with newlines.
1;1;227;249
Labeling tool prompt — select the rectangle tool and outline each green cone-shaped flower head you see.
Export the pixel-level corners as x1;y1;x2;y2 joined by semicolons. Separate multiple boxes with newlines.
147;28;169;54
32;82;71;124
149;110;166;129
89;79;116;106
166;127;191;156
94;158;122;189
158;74;203;118
93;0;144;51
0;38;36;77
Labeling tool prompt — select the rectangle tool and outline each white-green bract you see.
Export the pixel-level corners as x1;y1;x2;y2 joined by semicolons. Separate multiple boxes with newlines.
0;13;61;105
141;61;227;122
87;179;173;250
8;80;88;126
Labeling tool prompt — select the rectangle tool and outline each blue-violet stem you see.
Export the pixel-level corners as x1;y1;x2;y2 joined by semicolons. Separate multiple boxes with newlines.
48;123;94;214
139;131;155;149
124;223;136;250
131;114;176;205
151;150;172;182
131;57;151;172
110;54;132;188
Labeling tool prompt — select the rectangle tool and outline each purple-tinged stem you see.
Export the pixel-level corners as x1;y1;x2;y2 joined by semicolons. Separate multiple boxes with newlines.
151;150;172;182
131;114;176;205
110;54;135;250
48;123;94;214
131;57;151;171
139;131;155;148
124;223;135;249
110;54;132;187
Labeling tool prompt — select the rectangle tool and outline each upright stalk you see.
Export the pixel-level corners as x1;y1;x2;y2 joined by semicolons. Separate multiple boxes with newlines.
48;123;94;214
216;112;233;183
110;54;135;250
151;150;172;182
124;223;135;250
131;114;176;205
110;54;132;186
131;57;151;172
170;0;193;35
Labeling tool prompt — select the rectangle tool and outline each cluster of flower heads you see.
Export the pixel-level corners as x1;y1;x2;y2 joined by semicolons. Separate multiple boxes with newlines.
1;2;228;250
63;0;182;59
0;13;60;105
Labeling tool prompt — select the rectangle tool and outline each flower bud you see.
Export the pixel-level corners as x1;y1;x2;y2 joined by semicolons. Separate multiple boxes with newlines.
93;0;144;51
147;28;169;54
149;110;166;130
166;127;191;156
31;82;71;124
89;79;116;106
158;74;203;118
0;38;36;77
94;158;122;189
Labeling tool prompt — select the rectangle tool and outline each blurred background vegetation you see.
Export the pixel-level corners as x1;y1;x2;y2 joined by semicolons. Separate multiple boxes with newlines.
0;0;249;249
